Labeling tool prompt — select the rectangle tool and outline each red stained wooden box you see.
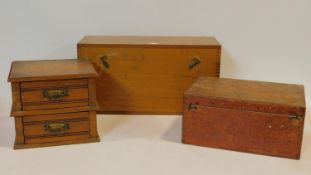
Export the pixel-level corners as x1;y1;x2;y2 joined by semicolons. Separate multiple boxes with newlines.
182;77;306;159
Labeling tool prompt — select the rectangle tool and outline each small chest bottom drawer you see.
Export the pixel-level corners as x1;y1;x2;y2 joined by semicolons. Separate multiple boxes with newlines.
23;112;91;144
25;133;90;144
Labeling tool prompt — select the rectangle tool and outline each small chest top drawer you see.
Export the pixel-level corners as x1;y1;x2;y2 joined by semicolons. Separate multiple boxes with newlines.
20;79;89;110
8;59;98;114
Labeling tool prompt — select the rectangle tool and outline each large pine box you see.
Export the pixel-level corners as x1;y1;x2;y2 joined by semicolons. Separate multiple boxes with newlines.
77;36;221;114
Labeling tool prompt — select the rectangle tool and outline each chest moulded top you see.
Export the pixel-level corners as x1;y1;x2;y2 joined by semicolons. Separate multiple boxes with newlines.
184;77;306;117
8;59;98;82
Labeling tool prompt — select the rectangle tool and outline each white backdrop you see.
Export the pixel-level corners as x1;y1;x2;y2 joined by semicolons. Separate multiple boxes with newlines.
1;0;310;108
1;1;311;175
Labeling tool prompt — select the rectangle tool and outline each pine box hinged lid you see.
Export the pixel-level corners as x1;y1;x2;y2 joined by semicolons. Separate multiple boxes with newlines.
78;36;221;48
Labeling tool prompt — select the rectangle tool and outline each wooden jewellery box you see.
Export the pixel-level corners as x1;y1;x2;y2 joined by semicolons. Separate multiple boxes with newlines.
77;36;221;114
182;77;306;159
8;59;99;149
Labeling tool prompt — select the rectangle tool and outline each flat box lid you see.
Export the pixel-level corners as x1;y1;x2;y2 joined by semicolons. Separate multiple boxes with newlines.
8;59;98;82
78;36;220;47
185;77;306;115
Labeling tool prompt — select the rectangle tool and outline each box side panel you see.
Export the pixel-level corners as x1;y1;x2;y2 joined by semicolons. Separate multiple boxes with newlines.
11;82;22;114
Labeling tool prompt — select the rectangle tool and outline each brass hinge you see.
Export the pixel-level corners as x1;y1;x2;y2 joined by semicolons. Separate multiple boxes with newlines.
288;115;303;120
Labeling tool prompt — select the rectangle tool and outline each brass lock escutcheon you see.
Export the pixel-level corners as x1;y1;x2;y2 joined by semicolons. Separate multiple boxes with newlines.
188;102;199;110
99;55;110;69
188;57;201;69
44;122;70;134
43;88;69;101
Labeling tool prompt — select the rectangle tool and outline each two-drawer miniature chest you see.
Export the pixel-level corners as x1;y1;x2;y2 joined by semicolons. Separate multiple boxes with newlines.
8;59;100;149
183;77;306;159
77;36;221;114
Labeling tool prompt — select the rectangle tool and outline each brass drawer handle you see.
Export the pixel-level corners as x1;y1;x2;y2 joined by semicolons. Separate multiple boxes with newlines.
44;122;70;134
43;88;69;101
99;55;110;69
188;57;201;69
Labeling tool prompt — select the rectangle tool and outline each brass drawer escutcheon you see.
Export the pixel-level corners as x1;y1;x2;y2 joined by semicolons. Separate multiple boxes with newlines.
188;102;199;110
44;122;70;134
42;88;69;101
